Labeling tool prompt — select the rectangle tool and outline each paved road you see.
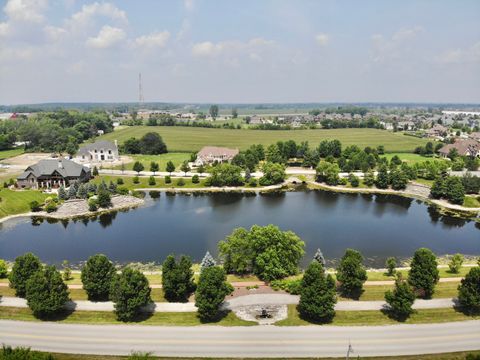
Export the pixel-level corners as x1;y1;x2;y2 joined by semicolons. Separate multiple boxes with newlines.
0;294;457;312
1;319;479;357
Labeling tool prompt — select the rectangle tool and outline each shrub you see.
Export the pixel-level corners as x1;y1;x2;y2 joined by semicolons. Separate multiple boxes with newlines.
448;253;464;274
133;176;140;184
148;176;156;186
0;345;55;359
336;249;367;299
338;177;348;185
200;251;216;271
408;248;439;299
62;260;72;281
29;200;41;212
88;198;98;211
270;278;302;295
348;173;359;187
386;257;397;276
92;166;99;176
97;188;112;208
385;277;416;320
248;178;257;187
176;178;186;186
457;267;480;313
110;267;152;322
116;178;124;185
81;254;116;301
25;265;69;318
9;253;42;297
259;162;286;186
0;259;8;278
298;261;336;322
165;176;172;184
192;175;200;184
133;161;145;174
45;202;57;213
195;266;233;321
363;170;375;187
162;255;196;302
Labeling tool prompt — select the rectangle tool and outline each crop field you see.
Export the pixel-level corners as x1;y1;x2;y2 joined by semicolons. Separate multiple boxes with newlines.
97;126;428;153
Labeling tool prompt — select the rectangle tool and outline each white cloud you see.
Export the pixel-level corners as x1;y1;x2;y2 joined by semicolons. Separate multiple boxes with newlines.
315;33;329;46
192;41;218;56
70;2;127;28
392;26;423;41
86;25;125;49
4;0;47;23
192;37;274;58
184;0;194;12
0;22;9;37
44;25;67;41
134;31;170;48
435;41;480;64
370;26;423;63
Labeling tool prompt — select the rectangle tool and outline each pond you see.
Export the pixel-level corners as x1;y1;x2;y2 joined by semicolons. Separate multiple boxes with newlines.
0;190;479;267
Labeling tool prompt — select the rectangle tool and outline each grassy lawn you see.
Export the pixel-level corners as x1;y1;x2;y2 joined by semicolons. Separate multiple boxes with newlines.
0;188;49;218
93;175;208;190
276;305;479;326
382;152;439;164
0;306;255;326
464;195;480;208
0;148;24;160
365;267;471;281
413;178;434;187
106;153;191;171
97;127;428;153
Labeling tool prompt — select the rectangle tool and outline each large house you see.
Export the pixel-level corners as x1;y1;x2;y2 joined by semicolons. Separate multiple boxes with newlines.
17;159;91;189
425;124;448;140
194;146;239;166
75;140;119;163
438;139;480;158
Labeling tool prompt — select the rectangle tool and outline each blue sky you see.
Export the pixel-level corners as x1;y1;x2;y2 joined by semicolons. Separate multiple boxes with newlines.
0;0;479;104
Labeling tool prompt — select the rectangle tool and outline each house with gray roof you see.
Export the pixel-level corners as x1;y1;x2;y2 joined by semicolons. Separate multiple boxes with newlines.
75;140;119;163
17;159;91;189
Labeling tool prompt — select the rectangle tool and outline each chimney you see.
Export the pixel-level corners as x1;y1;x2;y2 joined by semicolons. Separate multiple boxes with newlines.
58;159;63;169
114;139;118;148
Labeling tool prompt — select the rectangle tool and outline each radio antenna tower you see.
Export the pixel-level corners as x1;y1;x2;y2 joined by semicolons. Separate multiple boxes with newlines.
138;72;144;106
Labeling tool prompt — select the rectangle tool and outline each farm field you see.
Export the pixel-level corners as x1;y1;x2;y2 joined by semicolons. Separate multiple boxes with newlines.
382;152;441;164
96;127;428;153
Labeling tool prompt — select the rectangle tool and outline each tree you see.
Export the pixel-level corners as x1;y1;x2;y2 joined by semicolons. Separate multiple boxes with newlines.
195;266;233;321
123;138;142;154
336;249;367;299
166;160;175;175
140;132;167;155
259;162;286;186
231;108;238;118
390;168;408;190
133;161;144;174
9;253;42;297
209;105;219;120
363;170;375;187
0;259;8;278
205;163;244;187
150;161;159;175
180;160;190;176
110;267;152;322
384;276;416;320
316;161;340;185
457;267;480;313
162;255;196;302
348;173;360;187
298;261;336;322
430;176;445;199
200;251;216;270
67;184;77;199
218;224;305;281
313;248;326;268
408;248;439;299
265;144;284;164
62;260;72;281
29;200;41;212
58;185;68;200
76;184;88;199
376;165;389;189
386;257;397;276
444;176;465;205
25;265;69;318
92;166;99;176
148;176;156;186
81;254;116;301
448;253;464;274
197;164;205;175
97;187;112;208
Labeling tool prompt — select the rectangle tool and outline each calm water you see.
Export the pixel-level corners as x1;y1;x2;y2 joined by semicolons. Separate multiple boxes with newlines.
0;190;479;267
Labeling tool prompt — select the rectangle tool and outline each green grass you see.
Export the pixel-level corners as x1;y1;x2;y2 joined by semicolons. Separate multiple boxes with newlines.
0;148;24;160
365;267;470;281
464;195;480;208
0;188;49;218
382;152;439;164
94;175;207;190
96;127;428;153
106;153;191;171
413;178;434;187
276;304;479;326
0;306;255;326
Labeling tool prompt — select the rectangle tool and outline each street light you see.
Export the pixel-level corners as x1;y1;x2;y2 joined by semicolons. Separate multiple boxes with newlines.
346;341;354;360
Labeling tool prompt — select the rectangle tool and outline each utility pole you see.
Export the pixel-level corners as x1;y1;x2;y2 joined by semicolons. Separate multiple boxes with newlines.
346;341;354;360
138;72;144;107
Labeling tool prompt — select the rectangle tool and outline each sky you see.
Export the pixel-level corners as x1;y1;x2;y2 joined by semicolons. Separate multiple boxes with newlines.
0;0;479;105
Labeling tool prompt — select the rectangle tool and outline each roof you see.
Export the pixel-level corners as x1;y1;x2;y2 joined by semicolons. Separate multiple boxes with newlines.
438;139;480;155
197;146;239;158
17;159;89;180
77;140;117;155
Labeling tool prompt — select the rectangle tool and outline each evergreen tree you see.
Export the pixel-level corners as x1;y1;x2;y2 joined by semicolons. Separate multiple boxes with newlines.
385;276;416;320
180;161;190;175
166;161;175;175
200;251;216;270
195;266;233;321
313;248;326;268
386;257;397;276
430;177;445;199
9;253;42;298
58;185;68;200
162;255;196;302
150;161;159;175
92;166;99;176
25;265;69;318
108;181;117;193
458;267;480;313
76;184;88;199
448;253;464;274
81;254;116;301
336;249;367;299
298;261;336;322
408;248;439;299
133;161;144;174
363;170;375;187
97;188;112;208
375;165;389;189
390;168;408;190
67;183;77;199
444;176;465;205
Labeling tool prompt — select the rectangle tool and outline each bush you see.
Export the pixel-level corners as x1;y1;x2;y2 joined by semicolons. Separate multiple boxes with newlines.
81;254;116;301
270;278;302;295
92;166;99;176
162;255;196;302
192;175;200;184
386;257;397;276
363;170;375;187
457;267;480;313
148;176;156;186
336;249;367;299
408;248;439;299
25;265;69;318
348;173;359;187
259;162;286;186
110;267;152;322
88;198;98;212
45;202;57;213
133;176;140;184
448;253;464;274
116;187;129;195
385;277;416;320
176;178;185;186
0;259;8;278
195;266;233;321
29;200;41;212
205;163;244;187
116;178;124;185
9;253;42;297
97;188;112;208
0;345;55;359
338;177;348;185
165;176;172;184
298;261;336;322
248;178;257;187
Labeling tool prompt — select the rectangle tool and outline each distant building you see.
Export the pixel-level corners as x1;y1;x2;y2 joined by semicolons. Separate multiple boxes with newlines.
425;124;448;140
75;140;119;163
194;146;239;166
438;139;480;158
17;159;91;189
469;132;480;142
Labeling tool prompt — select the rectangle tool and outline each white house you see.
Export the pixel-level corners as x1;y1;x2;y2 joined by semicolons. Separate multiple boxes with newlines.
75;140;120;163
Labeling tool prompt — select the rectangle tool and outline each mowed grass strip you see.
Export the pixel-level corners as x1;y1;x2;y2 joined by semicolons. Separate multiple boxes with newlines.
107;153;191;171
0;307;255;326
0;148;24;160
275;304;479;326
93;175;207;190
0;189;49;218
97;127;428;152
